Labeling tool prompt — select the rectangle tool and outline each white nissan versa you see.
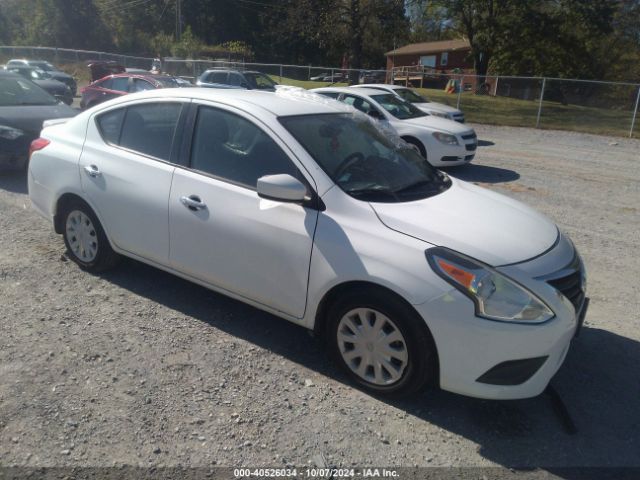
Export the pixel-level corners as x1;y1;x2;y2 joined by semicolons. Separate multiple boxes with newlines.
28;88;588;400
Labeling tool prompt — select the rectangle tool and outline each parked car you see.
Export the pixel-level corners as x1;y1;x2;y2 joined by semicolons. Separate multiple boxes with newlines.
312;87;476;166
6;59;77;96
196;69;278;91
80;73;183;109
322;72;345;82
359;71;386;84
0;71;76;170
354;84;465;122
309;72;330;81
28;87;588;399
6;66;73;105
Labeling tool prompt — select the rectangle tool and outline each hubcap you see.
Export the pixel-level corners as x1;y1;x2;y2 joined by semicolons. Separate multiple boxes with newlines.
65;210;98;262
337;308;409;386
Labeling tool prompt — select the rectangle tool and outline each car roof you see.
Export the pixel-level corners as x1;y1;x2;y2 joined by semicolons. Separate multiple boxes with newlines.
93;87;350;117
312;86;391;97
356;84;402;90
201;69;264;75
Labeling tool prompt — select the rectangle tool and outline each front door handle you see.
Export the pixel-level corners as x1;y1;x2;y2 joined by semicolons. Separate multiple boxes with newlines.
84;165;101;177
180;195;207;211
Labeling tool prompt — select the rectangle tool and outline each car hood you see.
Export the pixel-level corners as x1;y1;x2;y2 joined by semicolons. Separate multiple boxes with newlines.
399;115;471;134
0;105;77;133
370;178;558;266
414;102;461;115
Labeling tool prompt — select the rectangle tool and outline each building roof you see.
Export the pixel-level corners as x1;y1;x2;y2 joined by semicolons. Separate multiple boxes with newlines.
386;39;471;57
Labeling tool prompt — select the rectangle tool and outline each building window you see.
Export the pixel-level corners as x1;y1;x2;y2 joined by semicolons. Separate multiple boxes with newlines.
419;55;436;68
441;52;448;66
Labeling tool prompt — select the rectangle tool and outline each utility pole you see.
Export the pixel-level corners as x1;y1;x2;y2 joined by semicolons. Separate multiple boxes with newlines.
175;0;182;41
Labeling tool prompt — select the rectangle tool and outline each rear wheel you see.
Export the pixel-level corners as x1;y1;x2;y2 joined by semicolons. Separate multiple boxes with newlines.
326;288;437;397
61;200;120;272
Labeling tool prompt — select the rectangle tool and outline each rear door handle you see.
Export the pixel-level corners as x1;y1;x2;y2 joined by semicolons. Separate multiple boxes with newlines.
180;195;207;211
83;165;101;177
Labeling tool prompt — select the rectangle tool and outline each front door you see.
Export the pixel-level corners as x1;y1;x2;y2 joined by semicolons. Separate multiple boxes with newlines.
168;104;318;318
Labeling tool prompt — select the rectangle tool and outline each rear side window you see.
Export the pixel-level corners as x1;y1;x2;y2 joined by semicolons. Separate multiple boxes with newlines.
111;77;129;92
118;103;182;161
98;78;113;89
96;109;125;144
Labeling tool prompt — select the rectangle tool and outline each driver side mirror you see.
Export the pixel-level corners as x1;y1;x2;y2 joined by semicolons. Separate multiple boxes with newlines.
368;110;383;120
257;174;308;203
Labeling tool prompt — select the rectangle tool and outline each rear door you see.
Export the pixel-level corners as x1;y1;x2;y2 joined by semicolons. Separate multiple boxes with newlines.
79;100;187;264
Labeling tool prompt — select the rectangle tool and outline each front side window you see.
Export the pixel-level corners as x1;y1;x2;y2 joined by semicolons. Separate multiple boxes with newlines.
341;94;378;115
190;106;299;189
133;79;155;92
370;94;427;120
117;103;182;161
243;72;277;90
206;71;228;84
280;113;449;203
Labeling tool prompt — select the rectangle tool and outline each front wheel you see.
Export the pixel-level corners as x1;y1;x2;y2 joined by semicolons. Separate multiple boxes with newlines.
61;200;120;272
326;289;437;397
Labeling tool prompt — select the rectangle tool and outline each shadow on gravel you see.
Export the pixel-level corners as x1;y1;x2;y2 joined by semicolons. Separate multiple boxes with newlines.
478;140;495;147
0;170;28;194
101;260;640;473
446;164;520;184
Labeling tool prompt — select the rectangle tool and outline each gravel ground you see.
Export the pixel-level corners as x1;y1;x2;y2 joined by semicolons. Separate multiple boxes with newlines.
0;125;639;473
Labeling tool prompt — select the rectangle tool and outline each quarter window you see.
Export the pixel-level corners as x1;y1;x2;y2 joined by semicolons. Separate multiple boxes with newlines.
117;103;182;161
96;109;125;144
190;106;299;189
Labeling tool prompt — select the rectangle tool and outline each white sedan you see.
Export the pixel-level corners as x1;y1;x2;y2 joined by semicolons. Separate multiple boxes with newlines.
311;87;476;167
354;83;465;123
28;88;588;399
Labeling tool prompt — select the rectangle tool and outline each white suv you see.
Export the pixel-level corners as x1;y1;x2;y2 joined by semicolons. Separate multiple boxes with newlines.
28;88;588;400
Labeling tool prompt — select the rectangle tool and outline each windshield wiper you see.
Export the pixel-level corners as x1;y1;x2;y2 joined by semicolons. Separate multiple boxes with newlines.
346;187;398;200
393;179;442;195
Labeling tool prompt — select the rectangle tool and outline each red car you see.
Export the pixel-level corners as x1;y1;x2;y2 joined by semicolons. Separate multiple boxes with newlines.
80;70;186;109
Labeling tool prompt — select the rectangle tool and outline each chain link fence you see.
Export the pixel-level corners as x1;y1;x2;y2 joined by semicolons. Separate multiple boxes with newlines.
1;46;639;138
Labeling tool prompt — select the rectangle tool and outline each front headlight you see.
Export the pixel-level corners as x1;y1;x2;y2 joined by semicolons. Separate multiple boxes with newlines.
432;132;459;145
427;247;554;324
0;125;24;140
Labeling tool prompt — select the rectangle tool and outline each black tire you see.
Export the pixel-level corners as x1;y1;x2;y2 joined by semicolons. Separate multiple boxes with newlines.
325;287;437;397
403;137;427;160
61;199;120;272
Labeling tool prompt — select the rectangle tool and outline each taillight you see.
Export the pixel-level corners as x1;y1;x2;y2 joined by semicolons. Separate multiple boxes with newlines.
29;138;50;159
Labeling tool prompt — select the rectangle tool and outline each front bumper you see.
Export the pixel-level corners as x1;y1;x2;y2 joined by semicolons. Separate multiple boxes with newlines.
416;234;587;400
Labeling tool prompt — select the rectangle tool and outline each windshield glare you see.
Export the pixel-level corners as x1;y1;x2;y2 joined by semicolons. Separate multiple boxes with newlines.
370;94;427;120
396;88;429;103
279;113;450;202
0;77;58;106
